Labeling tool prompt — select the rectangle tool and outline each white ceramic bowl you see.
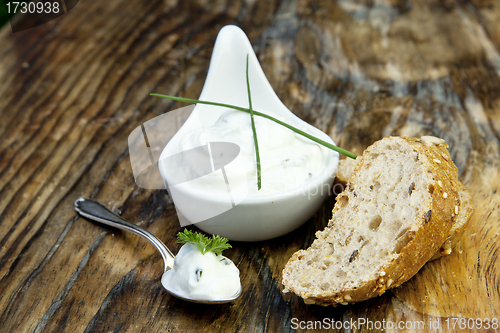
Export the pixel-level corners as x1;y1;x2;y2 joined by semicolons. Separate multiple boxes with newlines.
158;25;339;241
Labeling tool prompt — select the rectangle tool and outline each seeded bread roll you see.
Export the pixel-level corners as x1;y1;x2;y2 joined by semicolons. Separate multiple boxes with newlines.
282;136;474;306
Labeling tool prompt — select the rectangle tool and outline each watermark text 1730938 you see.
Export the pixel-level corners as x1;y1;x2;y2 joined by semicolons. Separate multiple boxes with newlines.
6;1;60;14
2;0;79;32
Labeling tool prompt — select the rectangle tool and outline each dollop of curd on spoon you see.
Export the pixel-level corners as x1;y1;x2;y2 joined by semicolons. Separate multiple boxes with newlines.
161;243;240;300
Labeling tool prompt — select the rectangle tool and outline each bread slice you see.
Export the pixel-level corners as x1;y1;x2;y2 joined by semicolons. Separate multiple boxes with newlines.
334;140;474;261
282;136;474;306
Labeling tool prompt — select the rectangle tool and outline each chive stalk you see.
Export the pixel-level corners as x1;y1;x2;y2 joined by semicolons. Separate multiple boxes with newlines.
246;54;262;190
150;93;357;159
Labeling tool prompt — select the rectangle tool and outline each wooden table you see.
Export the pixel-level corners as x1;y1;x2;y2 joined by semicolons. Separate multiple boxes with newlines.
1;0;499;332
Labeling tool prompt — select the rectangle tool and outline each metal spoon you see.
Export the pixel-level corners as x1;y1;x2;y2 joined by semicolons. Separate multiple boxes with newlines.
74;197;241;304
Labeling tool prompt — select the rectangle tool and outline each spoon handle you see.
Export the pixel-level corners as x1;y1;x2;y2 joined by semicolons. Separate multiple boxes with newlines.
74;198;175;270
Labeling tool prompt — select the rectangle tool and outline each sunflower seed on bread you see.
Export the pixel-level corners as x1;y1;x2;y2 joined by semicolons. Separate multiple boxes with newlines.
282;136;474;306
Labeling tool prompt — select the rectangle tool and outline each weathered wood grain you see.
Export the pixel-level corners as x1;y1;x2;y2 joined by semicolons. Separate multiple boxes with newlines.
0;0;499;332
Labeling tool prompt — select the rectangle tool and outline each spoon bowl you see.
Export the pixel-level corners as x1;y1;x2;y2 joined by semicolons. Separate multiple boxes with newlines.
74;198;241;304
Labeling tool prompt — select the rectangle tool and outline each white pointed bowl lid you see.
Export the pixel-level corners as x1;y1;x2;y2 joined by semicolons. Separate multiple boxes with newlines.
196;25;292;123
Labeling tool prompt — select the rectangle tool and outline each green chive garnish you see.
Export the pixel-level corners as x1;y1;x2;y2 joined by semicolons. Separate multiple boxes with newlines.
150;93;357;160
246;54;262;190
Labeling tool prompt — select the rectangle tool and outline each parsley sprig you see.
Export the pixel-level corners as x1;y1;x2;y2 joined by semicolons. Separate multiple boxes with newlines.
177;229;232;255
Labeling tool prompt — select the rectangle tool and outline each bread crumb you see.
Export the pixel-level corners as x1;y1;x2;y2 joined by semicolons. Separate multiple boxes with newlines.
438;180;443;187
455;206;459;214
434;159;442;164
421;136;446;145
443;192;448;198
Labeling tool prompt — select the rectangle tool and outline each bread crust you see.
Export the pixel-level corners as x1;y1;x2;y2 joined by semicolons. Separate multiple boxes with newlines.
429;182;474;260
282;136;474;306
